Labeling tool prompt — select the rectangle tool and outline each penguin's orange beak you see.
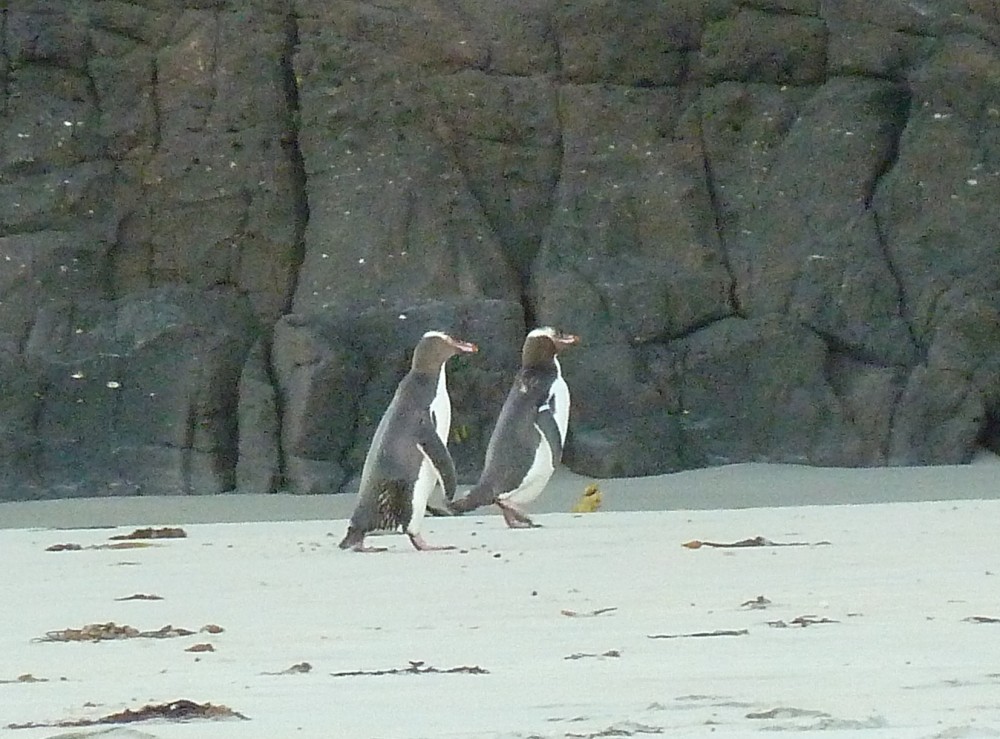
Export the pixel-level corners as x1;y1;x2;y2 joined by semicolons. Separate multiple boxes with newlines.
449;337;478;354
556;333;580;347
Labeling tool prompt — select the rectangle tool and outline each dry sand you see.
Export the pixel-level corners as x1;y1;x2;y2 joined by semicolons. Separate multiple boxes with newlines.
2;456;1000;738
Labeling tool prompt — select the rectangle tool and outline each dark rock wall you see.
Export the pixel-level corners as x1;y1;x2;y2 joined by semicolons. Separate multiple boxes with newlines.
1;0;998;500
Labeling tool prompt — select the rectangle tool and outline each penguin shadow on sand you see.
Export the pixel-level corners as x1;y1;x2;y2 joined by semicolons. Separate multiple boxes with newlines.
339;327;579;552
448;327;579;529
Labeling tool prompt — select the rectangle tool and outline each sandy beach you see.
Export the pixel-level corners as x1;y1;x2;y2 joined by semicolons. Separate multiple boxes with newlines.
2;456;1000;738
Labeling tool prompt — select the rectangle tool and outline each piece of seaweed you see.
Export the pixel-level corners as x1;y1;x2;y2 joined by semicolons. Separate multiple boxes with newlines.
647;629;749;639
682;536;830;549
331;660;488;677
6;699;248;730
109;527;188;540
37;622;217;642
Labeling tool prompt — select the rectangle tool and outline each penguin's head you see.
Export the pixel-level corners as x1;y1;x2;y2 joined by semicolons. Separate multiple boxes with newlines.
523;327;579;366
412;331;478;373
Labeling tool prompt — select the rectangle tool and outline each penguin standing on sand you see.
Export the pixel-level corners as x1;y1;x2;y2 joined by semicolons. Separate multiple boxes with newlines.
339;331;478;552
449;327;578;528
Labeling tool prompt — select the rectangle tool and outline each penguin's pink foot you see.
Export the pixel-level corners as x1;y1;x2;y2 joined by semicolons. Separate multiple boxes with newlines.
498;502;541;529
408;533;456;551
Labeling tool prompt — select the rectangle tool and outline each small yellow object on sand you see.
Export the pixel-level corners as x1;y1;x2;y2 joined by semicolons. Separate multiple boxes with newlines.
572;483;603;513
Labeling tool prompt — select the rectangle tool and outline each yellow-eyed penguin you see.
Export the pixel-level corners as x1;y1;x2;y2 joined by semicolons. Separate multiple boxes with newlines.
339;331;477;551
448;327;578;527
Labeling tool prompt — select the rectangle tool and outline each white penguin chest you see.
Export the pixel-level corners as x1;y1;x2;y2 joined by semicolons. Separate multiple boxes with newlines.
429;364;451;442
550;358;571;446
499;424;555;506
409;365;451;532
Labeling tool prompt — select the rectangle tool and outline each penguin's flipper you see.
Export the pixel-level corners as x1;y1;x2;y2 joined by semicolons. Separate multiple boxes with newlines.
536;405;564;463
417;425;457;501
448;480;498;514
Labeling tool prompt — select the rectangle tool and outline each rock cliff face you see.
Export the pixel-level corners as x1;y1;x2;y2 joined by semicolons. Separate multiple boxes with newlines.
1;1;998;500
